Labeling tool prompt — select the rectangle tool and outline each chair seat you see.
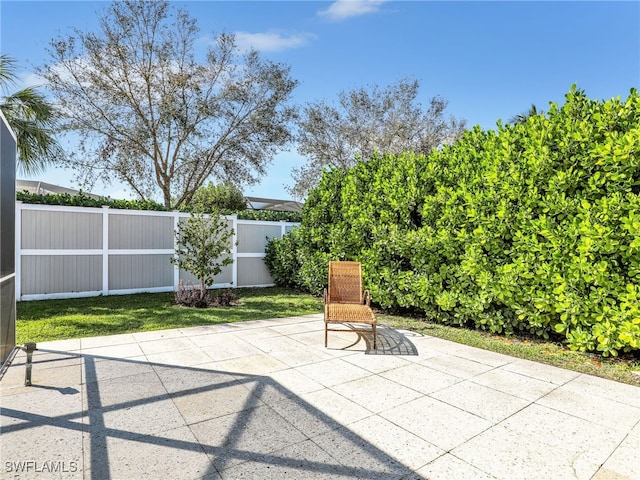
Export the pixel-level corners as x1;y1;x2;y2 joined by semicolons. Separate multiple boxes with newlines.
325;303;376;325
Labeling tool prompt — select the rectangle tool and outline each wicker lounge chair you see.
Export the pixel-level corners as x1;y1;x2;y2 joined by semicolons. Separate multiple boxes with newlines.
324;261;377;349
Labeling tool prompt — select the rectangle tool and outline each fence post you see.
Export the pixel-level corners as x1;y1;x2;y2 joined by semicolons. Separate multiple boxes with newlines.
14;201;21;301
173;211;179;290
231;214;238;287
102;206;109;296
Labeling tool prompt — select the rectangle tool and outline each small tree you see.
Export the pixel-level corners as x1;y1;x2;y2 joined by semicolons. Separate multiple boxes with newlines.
172;211;234;304
185;182;247;213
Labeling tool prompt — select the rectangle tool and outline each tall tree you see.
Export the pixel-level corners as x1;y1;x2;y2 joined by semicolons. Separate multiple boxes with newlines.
289;78;466;198
0;55;64;174
40;1;298;209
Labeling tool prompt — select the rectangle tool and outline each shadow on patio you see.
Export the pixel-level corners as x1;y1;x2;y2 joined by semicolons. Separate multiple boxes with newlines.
1;325;423;479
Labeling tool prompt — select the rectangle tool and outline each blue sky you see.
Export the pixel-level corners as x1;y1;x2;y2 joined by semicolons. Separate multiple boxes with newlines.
2;0;639;201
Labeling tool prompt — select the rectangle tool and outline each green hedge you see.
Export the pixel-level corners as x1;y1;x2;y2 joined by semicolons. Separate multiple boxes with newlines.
266;86;640;356
236;210;302;222
17;191;167;211
17;191;302;222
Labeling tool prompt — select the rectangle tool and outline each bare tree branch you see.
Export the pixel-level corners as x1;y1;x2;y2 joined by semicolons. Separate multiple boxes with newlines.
40;1;297;208
290;78;466;199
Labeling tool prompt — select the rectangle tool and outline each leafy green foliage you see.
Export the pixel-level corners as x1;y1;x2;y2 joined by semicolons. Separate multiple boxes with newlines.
182;182;247;213
236;209;302;222
17;190;167;210
267;86;640;356
17;190;302;221
172;212;235;302
264;227;304;288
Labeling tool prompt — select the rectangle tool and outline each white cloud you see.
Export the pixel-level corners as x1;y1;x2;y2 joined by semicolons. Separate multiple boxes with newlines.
233;31;315;53
20;72;48;90
318;0;388;22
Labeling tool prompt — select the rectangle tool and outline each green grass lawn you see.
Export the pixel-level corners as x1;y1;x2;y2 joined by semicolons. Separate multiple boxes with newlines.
16;288;640;386
17;287;323;343
380;313;640;387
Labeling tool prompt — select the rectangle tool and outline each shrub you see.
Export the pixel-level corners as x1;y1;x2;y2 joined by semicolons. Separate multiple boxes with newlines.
264;228;303;289
209;288;239;307
267;86;640;356
174;282;238;308
174;281;211;308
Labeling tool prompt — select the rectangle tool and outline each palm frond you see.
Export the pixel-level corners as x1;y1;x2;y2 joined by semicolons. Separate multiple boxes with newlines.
0;55;65;174
509;104;544;125
0;54;19;88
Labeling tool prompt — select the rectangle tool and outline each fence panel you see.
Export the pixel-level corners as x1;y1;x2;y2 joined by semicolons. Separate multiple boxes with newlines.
15;203;298;301
109;254;174;291
21;255;102;295
109;213;173;249
237;223;282;253
22;209;102;249
236;257;273;287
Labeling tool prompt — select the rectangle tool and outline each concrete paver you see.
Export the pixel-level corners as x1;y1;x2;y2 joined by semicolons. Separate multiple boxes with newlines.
429;380;530;423
1;313;638;480
380;395;493;452
452;404;625;480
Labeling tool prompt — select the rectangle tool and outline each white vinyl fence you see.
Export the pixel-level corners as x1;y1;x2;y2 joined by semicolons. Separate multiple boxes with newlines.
16;202;298;301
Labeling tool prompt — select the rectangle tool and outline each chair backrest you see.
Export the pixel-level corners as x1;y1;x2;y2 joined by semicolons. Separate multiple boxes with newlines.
327;261;363;304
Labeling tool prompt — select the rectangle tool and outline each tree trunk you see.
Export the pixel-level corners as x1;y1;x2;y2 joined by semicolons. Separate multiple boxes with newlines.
200;279;207;301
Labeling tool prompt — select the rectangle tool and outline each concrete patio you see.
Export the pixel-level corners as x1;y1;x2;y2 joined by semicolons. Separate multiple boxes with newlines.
1;313;638;480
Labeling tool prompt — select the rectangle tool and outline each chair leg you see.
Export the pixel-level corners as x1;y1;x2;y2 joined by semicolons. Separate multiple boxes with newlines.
373;324;377;350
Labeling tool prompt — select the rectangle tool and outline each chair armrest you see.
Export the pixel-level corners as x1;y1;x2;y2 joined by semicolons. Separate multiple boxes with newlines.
363;290;371;306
